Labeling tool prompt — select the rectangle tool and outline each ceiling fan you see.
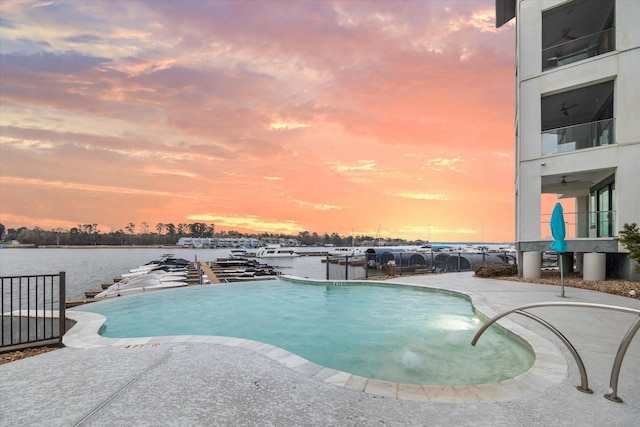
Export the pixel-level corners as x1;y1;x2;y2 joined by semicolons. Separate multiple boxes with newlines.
560;175;579;186
561;27;577;41
547;26;576;49
560;102;578;116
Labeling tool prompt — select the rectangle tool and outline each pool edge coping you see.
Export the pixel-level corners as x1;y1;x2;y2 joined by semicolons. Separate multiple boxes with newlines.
63;276;568;404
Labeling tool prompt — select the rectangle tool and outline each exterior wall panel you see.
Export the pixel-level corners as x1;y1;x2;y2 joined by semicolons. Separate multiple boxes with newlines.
518;80;542;160
617;0;640;50
517;0;543;80
616;52;640;144
539;55;617;96
617;151;640;228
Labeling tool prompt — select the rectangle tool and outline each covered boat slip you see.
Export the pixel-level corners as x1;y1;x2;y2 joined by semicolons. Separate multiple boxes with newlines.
364;248;512;272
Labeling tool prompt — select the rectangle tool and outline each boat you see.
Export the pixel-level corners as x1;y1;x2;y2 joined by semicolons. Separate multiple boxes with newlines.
229;249;247;258
326;232;364;258
255;246;300;258
95;272;188;298
327;246;364;257
96;255;191;298
206;257;280;282
120;254;190;277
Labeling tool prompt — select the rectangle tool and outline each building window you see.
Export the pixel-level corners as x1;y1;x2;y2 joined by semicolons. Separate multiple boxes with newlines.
542;0;615;71
541;80;614;155
590;175;615;237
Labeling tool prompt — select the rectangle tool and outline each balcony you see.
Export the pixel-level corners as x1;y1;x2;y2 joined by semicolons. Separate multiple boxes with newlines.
543;28;615;71
542;119;614;155
541;0;614;72
541;209;617;239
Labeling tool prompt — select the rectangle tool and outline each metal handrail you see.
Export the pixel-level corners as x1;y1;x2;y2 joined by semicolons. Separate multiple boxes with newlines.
471;302;640;403
541;117;614;135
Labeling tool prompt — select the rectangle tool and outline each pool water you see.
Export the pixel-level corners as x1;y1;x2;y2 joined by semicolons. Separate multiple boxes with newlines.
74;280;535;385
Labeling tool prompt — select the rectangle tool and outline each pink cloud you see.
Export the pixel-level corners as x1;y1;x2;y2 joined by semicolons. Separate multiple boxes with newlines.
0;1;516;241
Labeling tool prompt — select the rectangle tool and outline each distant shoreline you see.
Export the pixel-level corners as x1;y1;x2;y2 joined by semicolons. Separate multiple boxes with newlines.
1;245;184;249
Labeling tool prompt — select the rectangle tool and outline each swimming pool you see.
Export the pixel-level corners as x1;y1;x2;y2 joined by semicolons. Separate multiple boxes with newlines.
74;279;534;386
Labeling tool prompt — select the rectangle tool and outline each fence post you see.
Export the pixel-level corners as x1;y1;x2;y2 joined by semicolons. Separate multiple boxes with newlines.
326;256;330;280
345;255;349;280
365;254;369;278
59;272;66;343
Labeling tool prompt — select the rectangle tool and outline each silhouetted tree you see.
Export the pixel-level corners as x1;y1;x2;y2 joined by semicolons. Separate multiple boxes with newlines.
124;223;135;244
165;223;176;236
178;223;188;235
189;222;206;237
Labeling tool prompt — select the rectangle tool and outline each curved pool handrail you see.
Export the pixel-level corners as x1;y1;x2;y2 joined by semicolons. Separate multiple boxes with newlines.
606;315;640;402
471;301;640;403
514;309;592;394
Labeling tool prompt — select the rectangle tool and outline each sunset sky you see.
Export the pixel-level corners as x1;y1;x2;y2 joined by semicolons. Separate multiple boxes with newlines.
0;0;518;242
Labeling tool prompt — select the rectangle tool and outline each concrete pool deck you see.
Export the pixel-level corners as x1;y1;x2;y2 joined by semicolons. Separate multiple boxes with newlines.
2;272;639;426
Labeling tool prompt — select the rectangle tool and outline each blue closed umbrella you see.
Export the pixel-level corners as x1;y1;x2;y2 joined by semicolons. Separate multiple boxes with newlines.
550;202;568;296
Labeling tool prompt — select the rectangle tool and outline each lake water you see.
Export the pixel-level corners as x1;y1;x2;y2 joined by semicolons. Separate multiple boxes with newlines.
0;247;328;299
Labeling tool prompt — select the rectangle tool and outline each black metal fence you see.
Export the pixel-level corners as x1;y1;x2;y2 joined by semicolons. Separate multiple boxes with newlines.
1;272;66;352
362;251;516;277
325;256;368;280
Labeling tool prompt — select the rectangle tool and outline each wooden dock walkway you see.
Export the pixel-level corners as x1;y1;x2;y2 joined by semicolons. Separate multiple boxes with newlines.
199;261;220;284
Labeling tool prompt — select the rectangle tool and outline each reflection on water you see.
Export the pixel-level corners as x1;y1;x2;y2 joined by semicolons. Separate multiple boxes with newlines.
434;314;481;331
399;349;423;369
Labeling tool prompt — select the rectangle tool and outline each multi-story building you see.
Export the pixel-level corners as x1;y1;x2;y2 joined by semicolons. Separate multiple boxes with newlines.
496;0;640;280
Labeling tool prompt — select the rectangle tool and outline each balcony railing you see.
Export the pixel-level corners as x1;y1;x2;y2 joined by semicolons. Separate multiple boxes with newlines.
542;118;614;155
541;210;616;239
543;28;615;71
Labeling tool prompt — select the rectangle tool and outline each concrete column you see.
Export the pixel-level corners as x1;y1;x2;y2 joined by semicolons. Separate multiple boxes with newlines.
583;252;606;281
523;251;542;279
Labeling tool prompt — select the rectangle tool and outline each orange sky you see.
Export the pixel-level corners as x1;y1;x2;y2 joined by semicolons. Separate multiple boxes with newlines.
0;0;517;242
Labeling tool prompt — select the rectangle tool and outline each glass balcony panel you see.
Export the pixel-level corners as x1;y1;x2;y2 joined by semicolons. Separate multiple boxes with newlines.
542;119;614;155
543;28;615;71
541;210;616;239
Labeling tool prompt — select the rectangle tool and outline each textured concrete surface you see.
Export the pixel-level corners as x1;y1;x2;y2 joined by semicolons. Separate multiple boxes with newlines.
1;272;639;426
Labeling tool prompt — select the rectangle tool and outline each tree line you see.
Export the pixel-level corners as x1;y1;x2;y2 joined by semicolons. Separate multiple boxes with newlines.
1;222;214;246
0;222;424;247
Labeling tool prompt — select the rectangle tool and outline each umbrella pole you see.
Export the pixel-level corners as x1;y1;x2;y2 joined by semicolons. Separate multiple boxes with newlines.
559;253;566;298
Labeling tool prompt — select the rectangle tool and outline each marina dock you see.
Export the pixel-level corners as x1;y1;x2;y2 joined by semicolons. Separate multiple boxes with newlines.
203;257;279;282
199;261;220;284
67;256;280;307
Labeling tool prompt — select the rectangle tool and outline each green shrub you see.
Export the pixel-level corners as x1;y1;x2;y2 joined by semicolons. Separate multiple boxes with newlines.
618;223;640;273
474;262;518;278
